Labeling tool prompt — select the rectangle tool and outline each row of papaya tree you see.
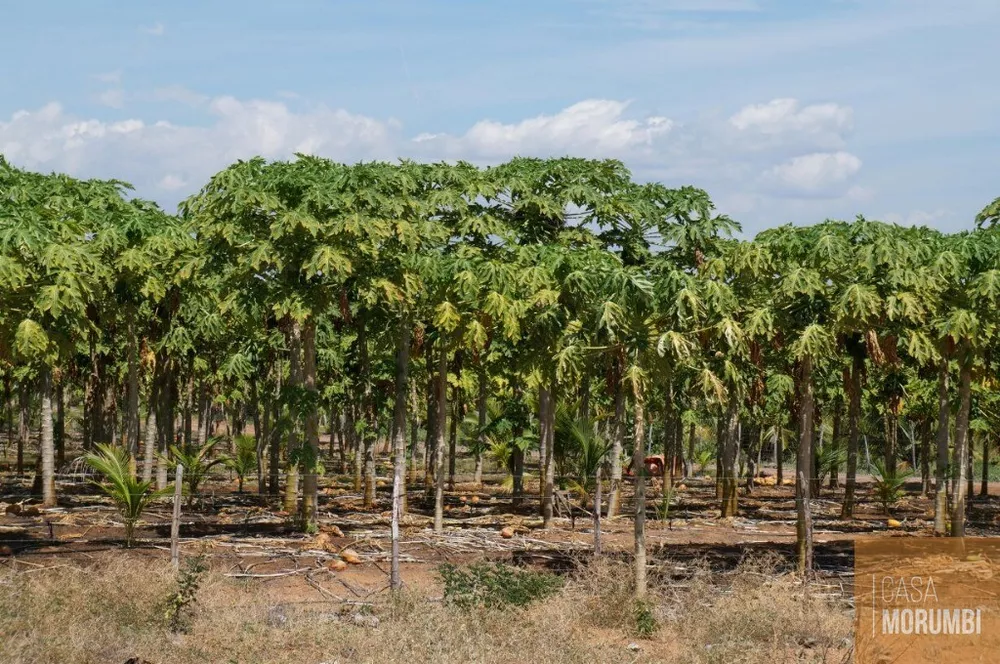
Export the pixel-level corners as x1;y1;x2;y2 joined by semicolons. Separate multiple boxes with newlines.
2;153;999;594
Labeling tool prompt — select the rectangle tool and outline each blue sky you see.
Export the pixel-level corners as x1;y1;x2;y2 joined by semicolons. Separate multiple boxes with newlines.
2;0;998;235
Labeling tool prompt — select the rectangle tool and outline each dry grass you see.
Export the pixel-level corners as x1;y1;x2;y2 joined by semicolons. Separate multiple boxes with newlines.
0;553;852;664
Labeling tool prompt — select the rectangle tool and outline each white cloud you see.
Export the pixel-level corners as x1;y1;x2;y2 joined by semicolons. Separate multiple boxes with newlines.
729;98;852;134
0;98;397;197
413;100;672;159
96;89;125;109
0;95;869;213
140;22;165;36
764;151;862;196
728;98;853;152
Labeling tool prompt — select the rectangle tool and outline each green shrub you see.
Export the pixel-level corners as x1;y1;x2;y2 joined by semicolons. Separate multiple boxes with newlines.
438;562;563;610
165;553;209;633
633;599;658;638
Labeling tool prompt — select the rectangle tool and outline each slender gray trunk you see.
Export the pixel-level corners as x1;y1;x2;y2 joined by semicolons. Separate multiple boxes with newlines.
981;433;991;498
390;319;410;590
720;388;739;517
607;364;625;519
685;420;695;478
447;352;463;491
142;367;159;483
433;341;448;532
268;360;282;496
540;382;555;527
301;319;320;529
632;378;647;599
474;373;487;487
17;381;29;476
359;318;376;509
409;382;420;482
283;322;302;513
951;351;972;537
842;354;862;518
126;321;140;463
156;357;173;490
797;356;815;573
934;356;950;534
593;466;602;555
55;381;65;468
423;334;436;493
40;368;55;507
921;419;932;496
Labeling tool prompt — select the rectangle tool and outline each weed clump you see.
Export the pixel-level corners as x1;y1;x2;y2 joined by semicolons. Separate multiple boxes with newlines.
165;553;208;633
438;561;563;610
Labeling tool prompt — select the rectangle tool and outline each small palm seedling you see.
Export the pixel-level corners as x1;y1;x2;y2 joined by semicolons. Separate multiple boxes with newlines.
656;483;676;522
693;445;715;475
84;443;169;547
558;414;611;507
222;434;258;493
817;444;847;486
163;438;224;507
871;459;913;514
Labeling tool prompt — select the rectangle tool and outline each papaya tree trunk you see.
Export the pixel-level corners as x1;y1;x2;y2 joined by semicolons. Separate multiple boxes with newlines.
283;321;302;513
126;319;140;471
796;356;815;573
55;381;65;468
884;411;897;479
474;373;487;488
828;408;841;489
685;420;695;479
40;367;56;507
607;364;625;519
934;356;950;535
183;356;194;447
921;419;932;496
632;377;647;599
540;382;554;527
359;318;377;510
842;353;862;518
142;366;159;483
423;333;436;494
390;318;410;589
593;466;602;555
715;417;724;500
980;433;990;498
409;382;420;483
267;358;282;496
253;376;266;495
951;350;972;537
720;388;739;518
448;351;463;492
5;376;14;466
156;356;173;490
328;402;337;459
17;381;29;476
433;341;448;532
301;319;320;530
